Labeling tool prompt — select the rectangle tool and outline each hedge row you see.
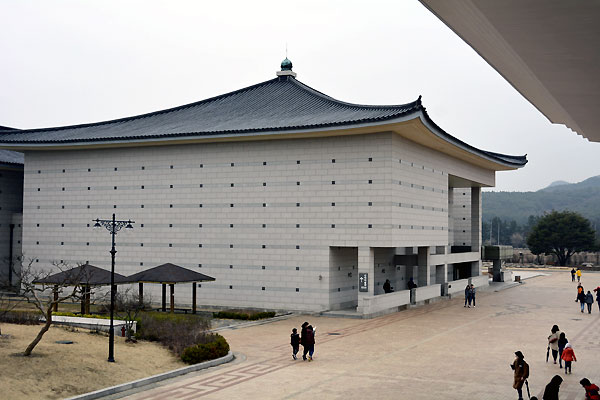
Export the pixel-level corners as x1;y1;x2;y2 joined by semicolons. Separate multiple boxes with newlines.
0;310;40;325
212;311;276;320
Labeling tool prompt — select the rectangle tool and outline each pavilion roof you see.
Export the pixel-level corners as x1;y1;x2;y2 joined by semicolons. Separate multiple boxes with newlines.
32;263;127;286
0;75;527;169
121;263;215;284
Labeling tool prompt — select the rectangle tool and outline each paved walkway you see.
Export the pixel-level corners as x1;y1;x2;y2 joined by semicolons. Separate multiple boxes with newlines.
109;271;600;399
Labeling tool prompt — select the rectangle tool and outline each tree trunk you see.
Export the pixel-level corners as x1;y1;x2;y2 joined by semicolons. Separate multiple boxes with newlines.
24;310;53;356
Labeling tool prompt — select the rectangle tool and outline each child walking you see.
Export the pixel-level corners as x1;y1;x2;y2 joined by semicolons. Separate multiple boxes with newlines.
561;343;576;374
290;328;300;360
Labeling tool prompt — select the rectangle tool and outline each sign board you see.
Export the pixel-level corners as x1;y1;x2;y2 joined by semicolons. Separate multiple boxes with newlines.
358;273;368;292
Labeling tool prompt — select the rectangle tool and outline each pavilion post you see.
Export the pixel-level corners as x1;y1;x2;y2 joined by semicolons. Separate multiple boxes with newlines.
170;284;175;313
80;286;86;314
85;285;91;314
162;283;166;312
138;282;144;305
53;285;59;312
192;282;197;314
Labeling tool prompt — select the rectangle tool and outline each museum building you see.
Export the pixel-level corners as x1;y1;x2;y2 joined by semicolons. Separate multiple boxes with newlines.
0;60;526;315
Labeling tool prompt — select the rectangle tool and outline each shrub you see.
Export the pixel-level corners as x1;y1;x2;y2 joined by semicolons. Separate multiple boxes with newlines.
181;334;229;364
135;312;211;356
212;310;276;320
0;310;40;325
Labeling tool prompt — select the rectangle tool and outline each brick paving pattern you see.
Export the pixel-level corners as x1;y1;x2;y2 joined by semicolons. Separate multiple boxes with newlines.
113;271;599;400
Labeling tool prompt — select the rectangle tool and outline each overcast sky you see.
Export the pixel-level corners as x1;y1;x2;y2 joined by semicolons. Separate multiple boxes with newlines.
1;0;598;192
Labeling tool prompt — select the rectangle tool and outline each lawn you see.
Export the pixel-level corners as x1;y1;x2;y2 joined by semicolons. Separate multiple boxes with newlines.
0;323;186;399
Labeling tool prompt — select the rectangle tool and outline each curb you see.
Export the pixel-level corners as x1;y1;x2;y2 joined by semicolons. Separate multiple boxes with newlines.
65;351;234;400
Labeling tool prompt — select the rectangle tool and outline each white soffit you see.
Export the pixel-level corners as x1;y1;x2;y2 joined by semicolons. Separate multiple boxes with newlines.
419;0;600;142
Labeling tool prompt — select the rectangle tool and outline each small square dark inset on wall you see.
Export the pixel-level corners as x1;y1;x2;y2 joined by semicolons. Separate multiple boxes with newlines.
262;287;265;290
229;285;233;289
296;245;300;249
296;288;299;292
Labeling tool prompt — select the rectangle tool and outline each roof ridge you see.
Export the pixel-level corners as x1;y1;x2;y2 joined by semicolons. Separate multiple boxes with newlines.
3;77;282;135
289;78;422;110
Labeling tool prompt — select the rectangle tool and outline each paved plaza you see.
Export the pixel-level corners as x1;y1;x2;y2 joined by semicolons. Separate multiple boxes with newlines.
110;271;599;399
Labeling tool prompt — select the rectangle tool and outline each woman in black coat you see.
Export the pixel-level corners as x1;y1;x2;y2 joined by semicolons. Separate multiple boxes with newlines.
543;375;563;400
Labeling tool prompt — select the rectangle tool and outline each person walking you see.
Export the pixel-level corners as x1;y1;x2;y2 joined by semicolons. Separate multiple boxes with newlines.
585;291;594;313
511;351;529;400
557;332;568;369
464;284;471;308
578;290;587;313
300;321;309;361
579;378;600;400
290;328;300;360
571;267;576;282
303;325;315;361
595;286;600;312
576;267;582;282
542;375;563;400
469;284;476;307
561;343;576;374
547;325;560;364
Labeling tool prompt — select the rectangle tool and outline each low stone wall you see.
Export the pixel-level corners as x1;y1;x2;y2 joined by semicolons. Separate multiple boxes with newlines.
445;278;470;296
413;284;442;302
469;275;490;288
358;290;411;316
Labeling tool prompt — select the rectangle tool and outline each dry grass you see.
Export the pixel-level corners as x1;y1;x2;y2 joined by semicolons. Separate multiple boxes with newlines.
0;323;186;400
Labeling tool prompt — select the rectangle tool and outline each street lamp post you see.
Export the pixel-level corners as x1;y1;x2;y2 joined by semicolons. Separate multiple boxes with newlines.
93;214;134;362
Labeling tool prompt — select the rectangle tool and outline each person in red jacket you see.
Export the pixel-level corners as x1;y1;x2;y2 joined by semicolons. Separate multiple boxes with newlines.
580;378;600;400
560;343;576;374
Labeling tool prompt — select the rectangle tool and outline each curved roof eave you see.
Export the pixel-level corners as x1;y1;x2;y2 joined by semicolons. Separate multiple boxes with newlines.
0;111;526;171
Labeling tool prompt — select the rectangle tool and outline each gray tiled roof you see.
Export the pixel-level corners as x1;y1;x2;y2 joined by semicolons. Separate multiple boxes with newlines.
120;263;215;284
0;76;527;167
0;149;24;165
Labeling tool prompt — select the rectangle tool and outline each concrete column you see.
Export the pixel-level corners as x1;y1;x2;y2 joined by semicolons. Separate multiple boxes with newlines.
417;246;431;287
357;246;374;302
471;187;482;251
447;188;454;246
471;187;482;277
492;259;503;282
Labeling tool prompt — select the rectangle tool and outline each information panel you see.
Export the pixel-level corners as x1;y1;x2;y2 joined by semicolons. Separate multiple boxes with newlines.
358;273;368;292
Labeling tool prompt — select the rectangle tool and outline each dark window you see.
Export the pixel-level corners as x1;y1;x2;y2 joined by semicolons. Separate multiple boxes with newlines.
368;157;372;162
114;167;118;171
296;288;299;292
230;204;234;207
296;203;300;207
262;245;266;249
331;224;335;228
331;202;335;206
229;244;233;248
368;202;372;206
296;245;300;249
296;224;300;228
262;287;265;291
230;224;234;228
297;160;300;164
262;266;266;270
230;163;234;167
263;161;267;166
169;244;172;247
231;183;234;187
332;159;335;163
368;180;372;184
332;181;335;185
230;265;233;269
368;224;372;228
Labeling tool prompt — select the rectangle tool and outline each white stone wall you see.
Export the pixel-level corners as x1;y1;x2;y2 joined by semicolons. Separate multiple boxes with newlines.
22;132;493;311
0;168;23;283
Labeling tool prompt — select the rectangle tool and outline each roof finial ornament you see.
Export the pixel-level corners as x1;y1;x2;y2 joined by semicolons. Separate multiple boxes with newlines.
276;45;297;78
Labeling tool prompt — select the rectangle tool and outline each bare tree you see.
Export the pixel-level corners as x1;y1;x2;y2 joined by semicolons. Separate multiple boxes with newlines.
17;260;84;356
0;286;24;336
114;288;150;342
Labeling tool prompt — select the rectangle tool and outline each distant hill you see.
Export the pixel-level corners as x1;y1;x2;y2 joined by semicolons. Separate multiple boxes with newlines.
544;180;570;189
483;175;600;227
